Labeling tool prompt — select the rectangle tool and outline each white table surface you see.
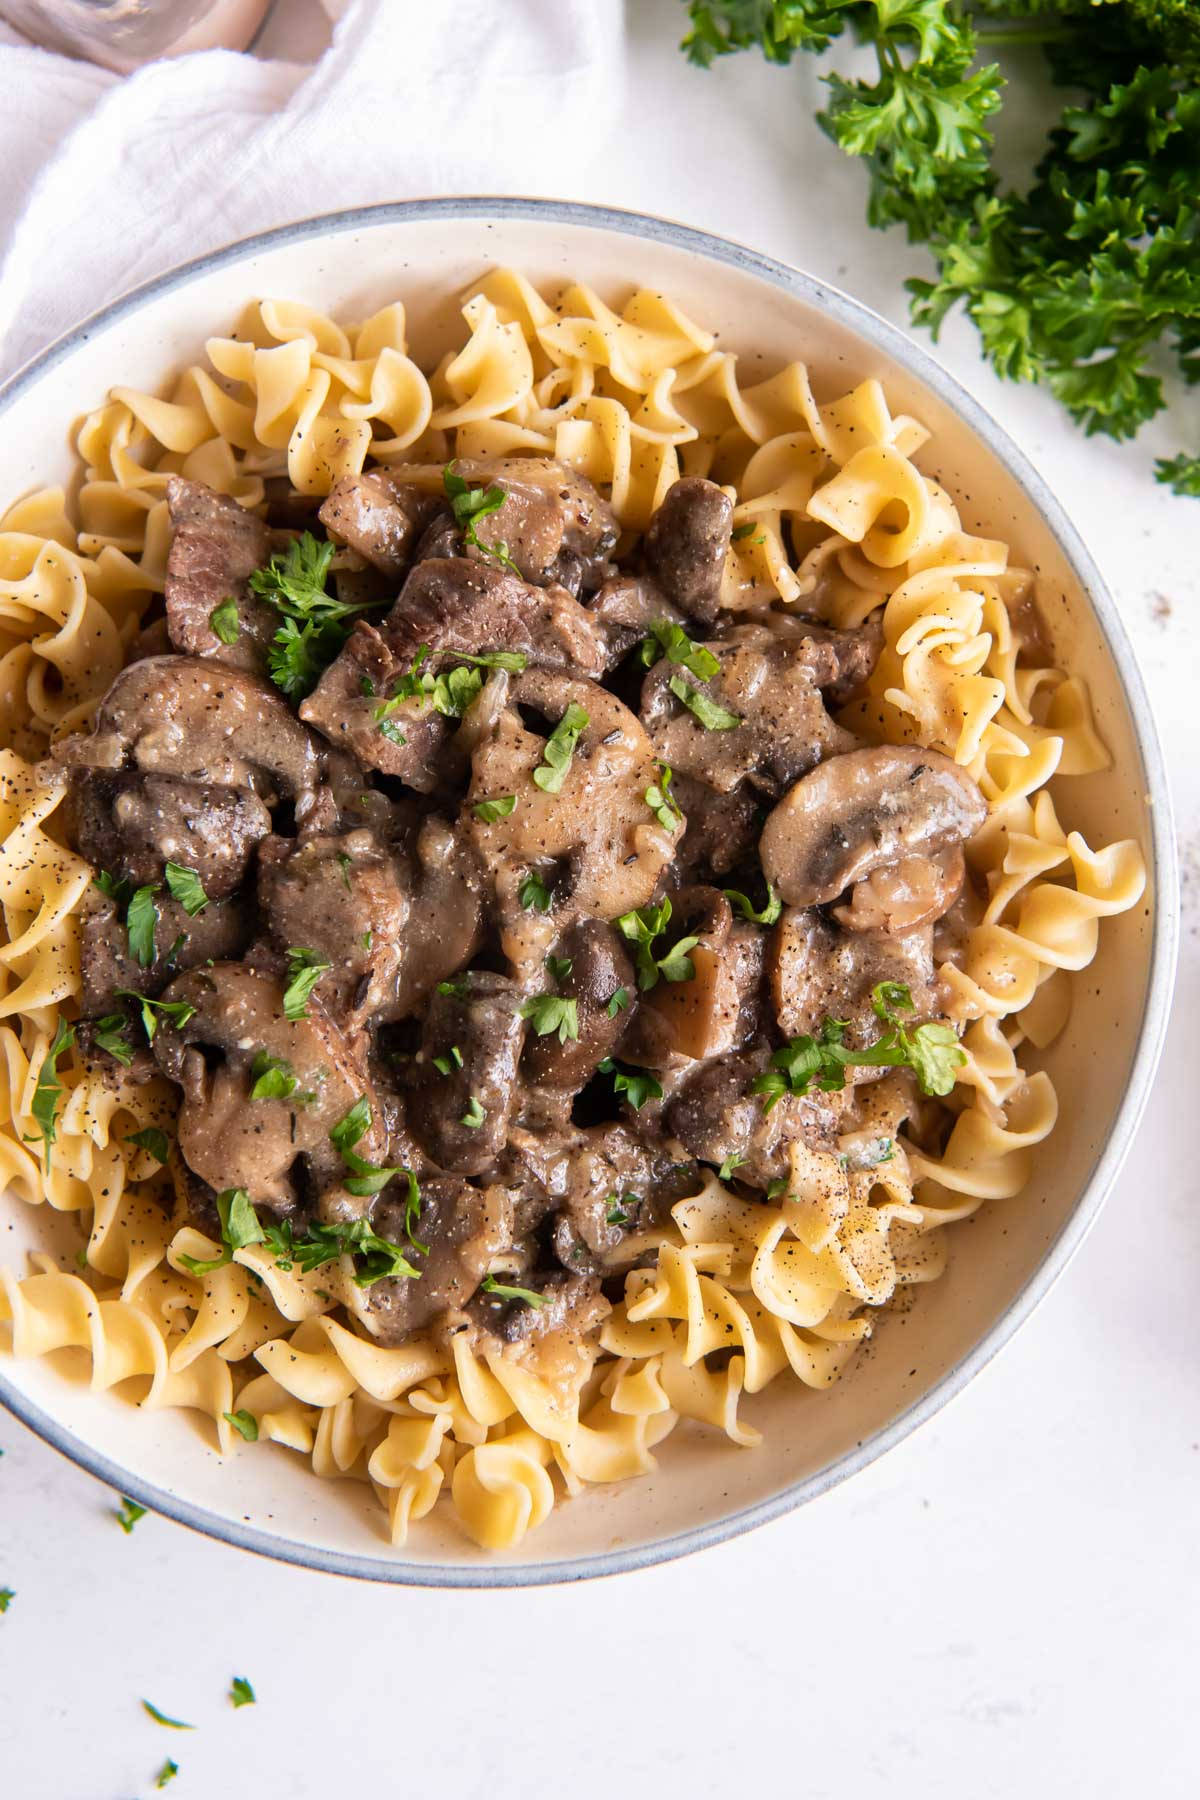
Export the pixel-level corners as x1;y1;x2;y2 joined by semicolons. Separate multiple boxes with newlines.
2;5;1198;1796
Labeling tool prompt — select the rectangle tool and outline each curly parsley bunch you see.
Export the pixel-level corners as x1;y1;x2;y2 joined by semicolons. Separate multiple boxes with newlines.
681;0;1200;494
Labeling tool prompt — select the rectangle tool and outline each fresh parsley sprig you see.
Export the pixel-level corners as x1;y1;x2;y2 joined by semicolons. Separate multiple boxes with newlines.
444;463;521;572
533;703;589;793
26;1018;74;1166
752;980;965;1111
480;1274;547;1307
250;531;390;700
282;947;331;1021
520;993;581;1043
639;618;721;681
614;896;699;990
597;1057;664;1111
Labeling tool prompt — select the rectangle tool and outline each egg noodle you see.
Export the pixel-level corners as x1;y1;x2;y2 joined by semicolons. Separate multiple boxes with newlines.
0;272;1145;1551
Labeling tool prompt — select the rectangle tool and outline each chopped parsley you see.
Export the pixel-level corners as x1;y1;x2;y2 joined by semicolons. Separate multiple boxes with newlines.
545;955;573;983
92;1013;134;1065
126;883;160;966
480;1274;547;1307
126;1127;170;1165
93;868;132;908
436;976;468;998
141;1700;194;1731
669;672;741;731
163;863;208;916
518;870;553;913
718;1151;748;1180
532;702;589;793
281;947;332;1020
177;1187;264;1277
156;1759;180;1789
723;883;782;926
640;619;721;682
26;1018;74;1166
329;1096;406;1197
230;1676;256;1708
473;793;517;823
379;718;407;747
730;521;756;541
288;1216;419;1286
605;1193;639;1226
606;987;630;1017
753;981;965;1111
614;896;698;991
645;761;682;830
520;994;580;1044
444;463;520;573
251;531;389;702
209;595;240;644
431;1045;464;1075
115;1495;147;1533
460;1095;487;1129
374;644;527;723
336;852;353;891
0;1589;13;1613
597;1058;663;1111
224;1410;258;1442
114;991;197;1043
248;1050;316;1105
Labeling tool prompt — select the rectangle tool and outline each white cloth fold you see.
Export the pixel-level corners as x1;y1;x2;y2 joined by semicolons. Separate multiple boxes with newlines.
0;0;625;380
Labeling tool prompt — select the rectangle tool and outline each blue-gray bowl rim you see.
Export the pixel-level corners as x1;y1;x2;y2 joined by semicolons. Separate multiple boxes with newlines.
0;195;1179;1589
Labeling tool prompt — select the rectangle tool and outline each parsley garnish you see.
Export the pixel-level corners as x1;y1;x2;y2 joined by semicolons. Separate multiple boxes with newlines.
645;761;682;829
141;1700;194;1731
163;862;208;916
114;991;197;1042
209;596;239;644
723;883;783;925
614;896;698;991
640;619;721;681
460;1095;487;1129
605;1194;639;1226
436;976;468;998
336;852;353;891
606;987;630;1017
288;1217;419;1286
520;994;580;1044
718;1152;747;1179
126;883;160;966
532;703;589;793
281;947;331;1020
597;1058;663;1111
177;1187;264;1276
156;1759;179;1788
251;531;389;700
473;793;517;823
224;1410;258;1442
230;1676;256;1708
730;521;756;541
669;672;741;731
432;1045;464;1075
444;463;520;572
115;1495;146;1533
328;1096;406;1197
518;870;553;913
375;645;526;724
480;1274;547;1307
126;1127;170;1165
753;980;965;1112
0;1589;13;1613
27;1018;74;1166
92;1013;134;1065
94;867;132;908
545;955;573;983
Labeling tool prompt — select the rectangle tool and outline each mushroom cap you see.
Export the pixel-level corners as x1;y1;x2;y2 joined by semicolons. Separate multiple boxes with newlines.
759;745;987;908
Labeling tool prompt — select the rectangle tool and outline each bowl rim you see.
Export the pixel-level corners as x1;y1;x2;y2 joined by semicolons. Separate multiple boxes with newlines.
0;195;1179;1588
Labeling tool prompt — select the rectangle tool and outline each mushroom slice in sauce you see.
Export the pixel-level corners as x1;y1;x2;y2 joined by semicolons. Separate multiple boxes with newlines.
521;919;636;1090
405;972;527;1178
150;963;387;1215
832;846;966;935
759;745;987;908
622;887;764;1066
642;477;733;624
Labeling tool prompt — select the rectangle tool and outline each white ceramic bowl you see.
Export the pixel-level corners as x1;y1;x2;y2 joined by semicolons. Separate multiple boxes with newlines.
0;200;1177;1586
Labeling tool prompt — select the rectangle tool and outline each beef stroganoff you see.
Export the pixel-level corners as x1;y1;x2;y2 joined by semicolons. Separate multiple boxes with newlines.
0;273;1145;1551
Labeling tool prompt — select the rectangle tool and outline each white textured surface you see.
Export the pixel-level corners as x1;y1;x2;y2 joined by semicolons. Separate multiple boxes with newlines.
1;3;1198;1795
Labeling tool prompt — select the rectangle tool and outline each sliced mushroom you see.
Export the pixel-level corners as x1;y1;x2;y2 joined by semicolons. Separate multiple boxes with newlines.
55;656;323;805
391;816;486;1017
759;745;987;907
467;669;680;927
642;477;733;624
832;846;965;935
522;919;635;1090
68;769;270;899
405;972;526;1177
621;887;764;1066
640;623;856;797
152;963;387;1213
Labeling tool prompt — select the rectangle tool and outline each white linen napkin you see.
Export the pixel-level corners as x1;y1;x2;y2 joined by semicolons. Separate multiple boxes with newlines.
0;0;625;380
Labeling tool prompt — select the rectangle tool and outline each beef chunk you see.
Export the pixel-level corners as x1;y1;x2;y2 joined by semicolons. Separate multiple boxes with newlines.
80;891;254;1018
164;477;277;671
68;769;270;900
406;973;526;1177
318;470;440;581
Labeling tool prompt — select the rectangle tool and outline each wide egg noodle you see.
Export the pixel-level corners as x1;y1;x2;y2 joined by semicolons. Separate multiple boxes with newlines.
0;271;1146;1552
